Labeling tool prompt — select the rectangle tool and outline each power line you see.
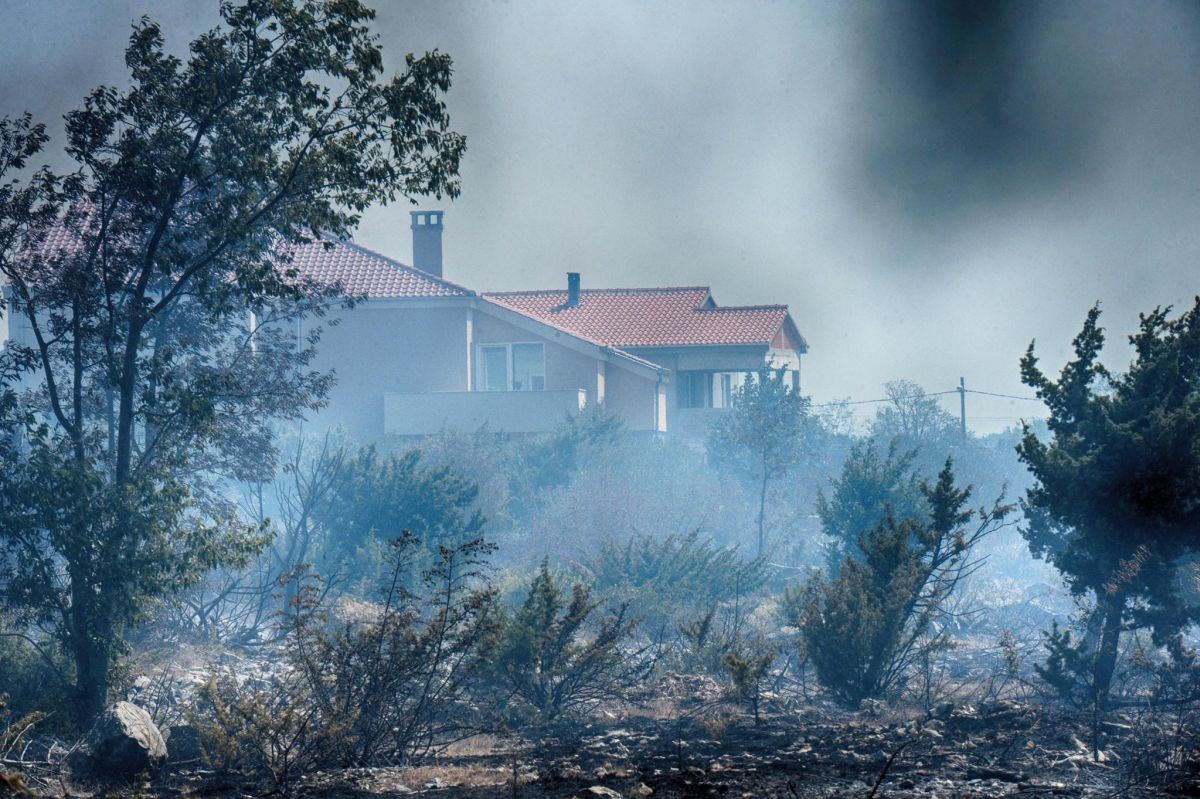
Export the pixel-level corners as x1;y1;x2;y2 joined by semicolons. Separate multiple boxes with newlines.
811;389;959;408
964;388;1042;402
812;386;1041;409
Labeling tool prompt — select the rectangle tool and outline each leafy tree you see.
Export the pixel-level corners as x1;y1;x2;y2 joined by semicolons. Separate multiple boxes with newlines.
817;439;926;572
0;0;463;722
870;379;959;448
1017;300;1200;706
793;460;1012;706
708;367;813;556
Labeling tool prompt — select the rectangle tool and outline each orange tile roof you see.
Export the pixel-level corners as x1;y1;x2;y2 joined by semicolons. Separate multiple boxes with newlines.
282;239;473;298
484;287;803;349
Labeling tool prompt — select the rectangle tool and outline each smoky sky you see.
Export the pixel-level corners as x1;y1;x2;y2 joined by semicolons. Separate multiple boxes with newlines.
3;1;1199;432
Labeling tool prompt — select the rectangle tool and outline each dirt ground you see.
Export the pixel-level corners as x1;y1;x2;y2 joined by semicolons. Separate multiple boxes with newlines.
26;696;1188;799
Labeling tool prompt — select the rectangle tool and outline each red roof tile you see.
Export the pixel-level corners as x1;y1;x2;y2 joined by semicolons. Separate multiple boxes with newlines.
484;288;804;349
283;239;473;298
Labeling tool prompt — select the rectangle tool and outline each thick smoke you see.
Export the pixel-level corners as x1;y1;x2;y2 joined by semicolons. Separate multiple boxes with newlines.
2;1;1198;430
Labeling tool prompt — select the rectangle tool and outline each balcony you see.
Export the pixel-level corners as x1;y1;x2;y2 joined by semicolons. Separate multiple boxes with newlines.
384;389;587;436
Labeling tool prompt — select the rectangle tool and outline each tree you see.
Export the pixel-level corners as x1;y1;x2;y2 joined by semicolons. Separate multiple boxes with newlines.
816;439;926;572
1017;300;1200;706
708;367;813;556
0;0;464;722
793;460;1011;706
871;379;959;443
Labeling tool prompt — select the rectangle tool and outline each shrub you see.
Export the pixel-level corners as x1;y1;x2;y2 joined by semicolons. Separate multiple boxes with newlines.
584;531;768;633
195;534;499;783
722;639;776;725
486;561;649;723
794;460;1012;706
195;669;339;788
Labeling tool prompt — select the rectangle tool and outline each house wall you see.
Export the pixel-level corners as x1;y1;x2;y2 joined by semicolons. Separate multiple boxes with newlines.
307;301;470;440
603;363;663;432
472;312;601;398
306;299;664;440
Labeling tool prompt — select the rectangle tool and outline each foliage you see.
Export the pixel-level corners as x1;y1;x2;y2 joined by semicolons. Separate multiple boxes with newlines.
817;439;926;573
708;367;814;555
722;640;775;725
487;561;648;723
794;460;1012;706
314;444;486;585
583;531;768;633
0;0;464;722
196;669;338;789
678;605;739;676
1017;300;1200;704
0;628;74;736
196;534;498;782
511;405;624;514
870;379;960;452
1033;621;1093;707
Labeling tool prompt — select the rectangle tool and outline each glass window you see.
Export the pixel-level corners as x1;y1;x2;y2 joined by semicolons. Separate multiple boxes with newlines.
481;345;508;391
512;343;545;391
678;371;712;408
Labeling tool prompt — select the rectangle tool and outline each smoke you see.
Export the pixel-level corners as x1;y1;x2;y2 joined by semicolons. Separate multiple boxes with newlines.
3;0;1198;431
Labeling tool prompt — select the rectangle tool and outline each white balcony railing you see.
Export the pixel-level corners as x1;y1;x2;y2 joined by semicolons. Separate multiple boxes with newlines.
384;389;587;436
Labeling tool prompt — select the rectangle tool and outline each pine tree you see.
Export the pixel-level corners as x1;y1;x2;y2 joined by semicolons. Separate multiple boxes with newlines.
1018;300;1200;705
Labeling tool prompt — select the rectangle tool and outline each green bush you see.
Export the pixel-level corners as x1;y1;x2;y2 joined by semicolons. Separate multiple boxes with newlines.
584;531;768;633
486;561;648;723
794;460;1012;707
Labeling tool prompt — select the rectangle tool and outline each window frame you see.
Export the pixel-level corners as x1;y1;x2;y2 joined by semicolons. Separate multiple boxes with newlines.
476;341;546;392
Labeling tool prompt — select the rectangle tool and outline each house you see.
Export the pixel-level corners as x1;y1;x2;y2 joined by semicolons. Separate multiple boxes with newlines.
2;210;808;442
297;211;807;441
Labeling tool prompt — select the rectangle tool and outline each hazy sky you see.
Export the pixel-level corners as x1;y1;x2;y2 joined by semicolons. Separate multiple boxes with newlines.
3;1;1198;432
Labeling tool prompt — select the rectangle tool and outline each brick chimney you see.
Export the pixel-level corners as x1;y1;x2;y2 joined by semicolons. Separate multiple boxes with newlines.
566;272;581;307
410;210;444;277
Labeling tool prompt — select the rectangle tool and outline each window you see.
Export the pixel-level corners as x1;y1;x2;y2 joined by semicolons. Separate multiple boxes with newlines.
679;371;749;409
678;371;712;408
478;343;545;391
512;343;545;391
481;345;508;391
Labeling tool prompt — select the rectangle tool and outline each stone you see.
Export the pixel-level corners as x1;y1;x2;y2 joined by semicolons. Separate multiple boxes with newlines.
85;701;167;779
580;787;623;798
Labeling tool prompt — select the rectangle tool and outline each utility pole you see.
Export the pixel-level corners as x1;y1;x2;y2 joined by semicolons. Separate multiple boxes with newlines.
957;376;967;442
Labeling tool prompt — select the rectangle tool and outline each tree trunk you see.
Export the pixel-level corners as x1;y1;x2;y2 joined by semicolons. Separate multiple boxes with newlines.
70;578;112;724
757;461;768;557
1092;593;1124;709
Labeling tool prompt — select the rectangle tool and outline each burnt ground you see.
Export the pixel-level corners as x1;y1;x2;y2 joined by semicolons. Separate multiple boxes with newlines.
68;696;1196;799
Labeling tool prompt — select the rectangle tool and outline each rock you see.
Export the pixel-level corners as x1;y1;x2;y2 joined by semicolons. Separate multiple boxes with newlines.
858;698;888;717
580;787;623;798
631;783;654;796
84;701;167;779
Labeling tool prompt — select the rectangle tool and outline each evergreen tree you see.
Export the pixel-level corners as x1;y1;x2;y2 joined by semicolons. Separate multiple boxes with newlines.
817;439;926;572
1018;300;1200;705
795;460;1011;706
